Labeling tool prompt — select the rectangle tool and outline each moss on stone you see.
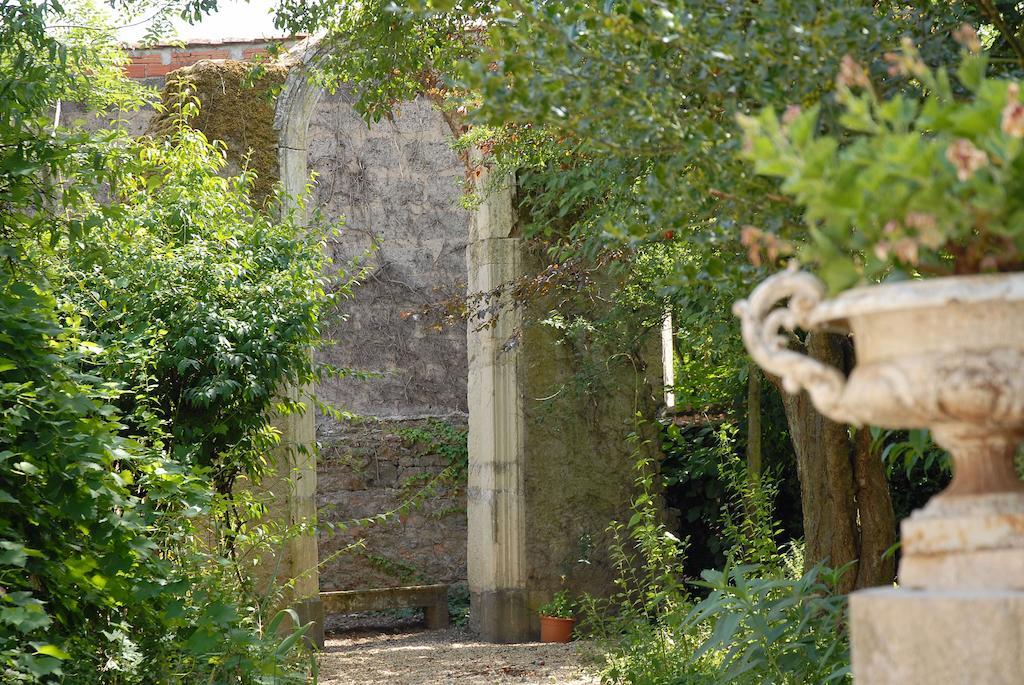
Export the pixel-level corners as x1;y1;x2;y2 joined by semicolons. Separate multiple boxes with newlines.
148;60;288;206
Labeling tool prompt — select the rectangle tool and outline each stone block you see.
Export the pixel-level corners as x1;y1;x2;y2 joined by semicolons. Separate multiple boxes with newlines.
851;587;1024;684
470;589;534;644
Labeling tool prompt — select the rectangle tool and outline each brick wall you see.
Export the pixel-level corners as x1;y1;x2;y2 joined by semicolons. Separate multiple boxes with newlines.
123;38;299;79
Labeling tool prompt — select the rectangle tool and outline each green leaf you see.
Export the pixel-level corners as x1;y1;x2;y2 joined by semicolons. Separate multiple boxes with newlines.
34;644;71;660
0;542;28;567
956;54;987;92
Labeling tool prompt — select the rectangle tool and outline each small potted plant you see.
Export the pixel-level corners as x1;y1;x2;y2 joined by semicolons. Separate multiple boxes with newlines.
733;28;1024;591
538;589;575;643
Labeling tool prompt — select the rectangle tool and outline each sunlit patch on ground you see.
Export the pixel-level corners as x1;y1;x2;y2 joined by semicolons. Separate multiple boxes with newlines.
318;627;599;684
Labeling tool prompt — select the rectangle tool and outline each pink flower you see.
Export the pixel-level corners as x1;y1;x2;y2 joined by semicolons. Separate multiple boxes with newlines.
945;139;988;181
1002;83;1024;138
883;52;904;77
905;212;944;249
741;225;763;266
782;105;802;126
893;238;920;266
837;55;870;89
953;23;982;54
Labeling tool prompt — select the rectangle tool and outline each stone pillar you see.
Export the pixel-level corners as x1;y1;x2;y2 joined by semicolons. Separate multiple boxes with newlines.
252;384;324;647
250;41;330;647
466;164;663;642
466;169;532;643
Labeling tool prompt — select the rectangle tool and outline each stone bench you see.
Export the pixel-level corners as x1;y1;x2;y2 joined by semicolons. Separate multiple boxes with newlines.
320;583;450;629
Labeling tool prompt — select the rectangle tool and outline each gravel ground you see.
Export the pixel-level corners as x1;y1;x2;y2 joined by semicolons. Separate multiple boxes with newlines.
318;626;601;685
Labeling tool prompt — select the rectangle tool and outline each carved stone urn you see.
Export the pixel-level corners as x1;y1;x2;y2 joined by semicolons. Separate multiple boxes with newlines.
734;266;1024;590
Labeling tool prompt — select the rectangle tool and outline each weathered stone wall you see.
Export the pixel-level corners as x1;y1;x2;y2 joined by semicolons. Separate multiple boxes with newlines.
520;264;663;600
306;87;472;590
308;87;469;420
317;417;467;591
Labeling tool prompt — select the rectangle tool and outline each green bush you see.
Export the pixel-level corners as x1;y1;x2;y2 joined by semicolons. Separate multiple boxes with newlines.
0;7;342;676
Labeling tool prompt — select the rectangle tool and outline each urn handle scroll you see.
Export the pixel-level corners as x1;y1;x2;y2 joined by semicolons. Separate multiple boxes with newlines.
733;265;853;424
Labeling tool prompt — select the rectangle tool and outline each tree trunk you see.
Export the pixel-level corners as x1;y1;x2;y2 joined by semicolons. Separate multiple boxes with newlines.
851;426;897;589
772;331;896;593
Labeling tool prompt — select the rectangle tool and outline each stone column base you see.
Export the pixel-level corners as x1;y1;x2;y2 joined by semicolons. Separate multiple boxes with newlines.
293;597;325;649
851;587;1024;684
470;589;534;643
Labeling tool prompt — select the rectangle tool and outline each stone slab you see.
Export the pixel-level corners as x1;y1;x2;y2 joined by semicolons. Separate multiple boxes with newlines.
899;547;1024;590
901;492;1024;555
321;584;449;629
850;587;1024;684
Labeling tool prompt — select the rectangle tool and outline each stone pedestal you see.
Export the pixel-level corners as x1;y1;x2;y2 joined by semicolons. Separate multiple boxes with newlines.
851;493;1024;683
245;383;323;648
851;588;1024;684
899;492;1024;590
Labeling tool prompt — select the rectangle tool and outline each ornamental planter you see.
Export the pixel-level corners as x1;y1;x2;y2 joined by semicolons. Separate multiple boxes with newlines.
734;266;1024;590
539;615;575;643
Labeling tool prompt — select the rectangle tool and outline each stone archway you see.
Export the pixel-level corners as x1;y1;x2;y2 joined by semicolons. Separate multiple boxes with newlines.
274;37;662;645
273;37;478;643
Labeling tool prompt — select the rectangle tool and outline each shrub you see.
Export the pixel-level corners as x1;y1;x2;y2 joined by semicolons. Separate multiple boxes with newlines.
584;429;851;685
1;69;338;682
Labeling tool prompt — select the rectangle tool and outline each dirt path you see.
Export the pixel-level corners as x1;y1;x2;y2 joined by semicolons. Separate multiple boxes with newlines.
318;627;600;685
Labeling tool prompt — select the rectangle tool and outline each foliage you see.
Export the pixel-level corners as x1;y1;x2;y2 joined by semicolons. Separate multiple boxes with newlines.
395;418;470;485
538;590;575;619
447;584;471;628
717;451;786;573
871;428;950;478
684;564;850;685
740;36;1024;291
584;428;850;685
56;94;343;491
660;423;733;572
0;1;339;680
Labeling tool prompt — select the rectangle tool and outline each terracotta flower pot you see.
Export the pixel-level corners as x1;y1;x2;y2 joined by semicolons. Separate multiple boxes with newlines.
539;615;575;643
735;267;1024;590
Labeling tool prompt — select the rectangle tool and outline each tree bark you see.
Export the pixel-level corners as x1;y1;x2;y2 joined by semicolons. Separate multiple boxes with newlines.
771;331;896;593
851;426;897;589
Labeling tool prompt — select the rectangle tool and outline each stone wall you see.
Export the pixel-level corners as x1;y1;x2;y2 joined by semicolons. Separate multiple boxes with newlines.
307;87;470;420
317;417;468;591
305;86;472;590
